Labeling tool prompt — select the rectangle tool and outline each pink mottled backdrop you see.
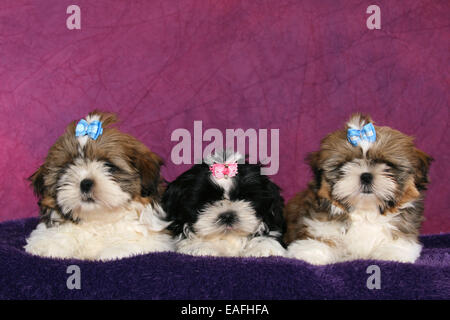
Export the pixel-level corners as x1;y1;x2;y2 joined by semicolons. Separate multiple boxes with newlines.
0;0;448;233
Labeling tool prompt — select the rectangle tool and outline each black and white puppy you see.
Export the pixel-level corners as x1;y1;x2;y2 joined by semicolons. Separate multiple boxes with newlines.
162;152;286;257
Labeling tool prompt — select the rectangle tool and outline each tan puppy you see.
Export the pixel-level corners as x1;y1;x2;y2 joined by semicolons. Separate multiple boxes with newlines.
24;111;174;260
285;113;432;264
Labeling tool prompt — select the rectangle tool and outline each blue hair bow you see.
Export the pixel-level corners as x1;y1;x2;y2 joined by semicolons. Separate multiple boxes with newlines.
347;123;376;146
75;119;103;140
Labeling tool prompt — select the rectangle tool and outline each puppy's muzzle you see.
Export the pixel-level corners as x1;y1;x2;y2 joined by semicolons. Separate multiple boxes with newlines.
80;178;94;193
360;172;373;193
217;210;238;227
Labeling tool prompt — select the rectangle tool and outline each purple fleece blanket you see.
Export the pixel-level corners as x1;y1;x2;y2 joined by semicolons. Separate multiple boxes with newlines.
0;218;448;299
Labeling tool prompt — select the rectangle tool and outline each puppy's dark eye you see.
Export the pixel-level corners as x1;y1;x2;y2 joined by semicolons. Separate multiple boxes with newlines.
384;161;397;169
383;161;404;175
104;162;120;173
332;162;345;172
385;161;403;173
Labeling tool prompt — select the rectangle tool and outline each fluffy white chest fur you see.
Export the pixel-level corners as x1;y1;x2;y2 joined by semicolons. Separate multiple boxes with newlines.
288;202;422;265
24;202;174;261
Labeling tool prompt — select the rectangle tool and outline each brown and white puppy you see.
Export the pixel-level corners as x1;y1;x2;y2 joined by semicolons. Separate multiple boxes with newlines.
24;111;174;260
285;113;432;264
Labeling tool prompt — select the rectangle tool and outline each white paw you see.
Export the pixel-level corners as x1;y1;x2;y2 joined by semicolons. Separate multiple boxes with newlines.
287;239;337;265
243;237;286;257
24;237;75;259
24;224;76;259
177;245;219;257
97;246;140;261
24;244;72;259
371;240;422;263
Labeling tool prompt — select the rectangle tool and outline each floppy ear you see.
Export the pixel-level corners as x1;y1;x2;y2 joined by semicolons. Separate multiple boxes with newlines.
161;165;208;236
28;166;46;198
28;165;68;226
131;145;164;198
306;151;322;186
161;178;187;236
413;148;433;191
307;151;335;201
262;179;286;244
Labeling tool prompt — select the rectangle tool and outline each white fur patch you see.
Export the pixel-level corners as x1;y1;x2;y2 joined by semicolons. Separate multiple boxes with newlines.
347;117;366;130
176;235;285;257
288;204;422;265
139;203;172;232
24;202;174;260
57;159;130;218
288;239;339;265
176;235;249;257
242;236;286;257
194;200;259;237
209;174;235;199
332;160;396;208
330;204;344;216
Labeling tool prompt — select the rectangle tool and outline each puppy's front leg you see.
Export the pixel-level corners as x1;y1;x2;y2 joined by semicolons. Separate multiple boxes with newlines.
287;239;339;265
176;238;221;257
242;236;286;257
24;223;78;259
371;238;422;263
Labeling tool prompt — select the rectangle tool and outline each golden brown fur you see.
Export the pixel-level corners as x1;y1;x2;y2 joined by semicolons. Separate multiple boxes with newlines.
29;111;164;226
284;113;432;264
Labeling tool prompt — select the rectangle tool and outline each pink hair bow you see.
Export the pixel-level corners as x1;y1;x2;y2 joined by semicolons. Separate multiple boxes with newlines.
209;163;238;179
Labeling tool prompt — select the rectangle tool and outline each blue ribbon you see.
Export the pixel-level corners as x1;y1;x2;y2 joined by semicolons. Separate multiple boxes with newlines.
347;123;376;146
75;119;103;140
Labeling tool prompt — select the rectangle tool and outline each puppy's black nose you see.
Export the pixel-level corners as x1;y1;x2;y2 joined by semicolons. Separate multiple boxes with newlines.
218;210;237;226
360;172;373;185
80;179;94;193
